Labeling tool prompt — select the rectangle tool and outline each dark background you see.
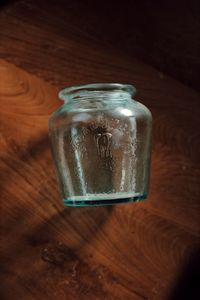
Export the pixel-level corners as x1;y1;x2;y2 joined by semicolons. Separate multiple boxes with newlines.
1;0;200;90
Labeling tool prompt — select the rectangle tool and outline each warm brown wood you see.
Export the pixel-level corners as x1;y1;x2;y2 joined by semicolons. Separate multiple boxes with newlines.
1;1;200;299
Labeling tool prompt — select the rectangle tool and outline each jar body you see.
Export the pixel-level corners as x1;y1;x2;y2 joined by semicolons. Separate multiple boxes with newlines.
49;84;152;206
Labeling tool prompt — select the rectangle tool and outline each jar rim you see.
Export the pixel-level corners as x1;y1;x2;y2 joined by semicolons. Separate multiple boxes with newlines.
58;83;136;101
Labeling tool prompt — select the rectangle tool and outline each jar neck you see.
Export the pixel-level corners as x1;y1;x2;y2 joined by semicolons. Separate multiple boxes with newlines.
58;83;136;104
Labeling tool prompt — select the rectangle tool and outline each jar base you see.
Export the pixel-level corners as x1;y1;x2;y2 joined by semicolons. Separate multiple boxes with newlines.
63;193;147;207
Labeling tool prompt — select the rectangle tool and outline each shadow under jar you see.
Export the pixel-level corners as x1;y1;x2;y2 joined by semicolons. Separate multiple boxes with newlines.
49;83;152;206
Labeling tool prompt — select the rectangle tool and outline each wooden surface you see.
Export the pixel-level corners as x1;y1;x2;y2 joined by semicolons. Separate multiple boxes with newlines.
1;1;200;299
1;0;200;90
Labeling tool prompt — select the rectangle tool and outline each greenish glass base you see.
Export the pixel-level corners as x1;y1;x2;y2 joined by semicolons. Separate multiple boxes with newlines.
63;193;147;207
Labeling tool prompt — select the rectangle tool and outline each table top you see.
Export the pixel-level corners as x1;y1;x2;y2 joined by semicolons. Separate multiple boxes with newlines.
1;1;200;300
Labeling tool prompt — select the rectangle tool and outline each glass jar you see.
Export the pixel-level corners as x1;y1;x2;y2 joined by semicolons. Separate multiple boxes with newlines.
49;83;152;206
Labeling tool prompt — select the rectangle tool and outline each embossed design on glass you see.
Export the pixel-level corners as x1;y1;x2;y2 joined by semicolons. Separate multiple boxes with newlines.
95;132;112;158
49;83;152;206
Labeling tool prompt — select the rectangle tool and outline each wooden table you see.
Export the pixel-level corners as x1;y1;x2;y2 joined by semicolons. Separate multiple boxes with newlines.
1;1;200;299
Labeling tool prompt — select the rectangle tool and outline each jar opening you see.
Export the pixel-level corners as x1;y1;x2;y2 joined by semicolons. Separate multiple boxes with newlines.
58;83;136;102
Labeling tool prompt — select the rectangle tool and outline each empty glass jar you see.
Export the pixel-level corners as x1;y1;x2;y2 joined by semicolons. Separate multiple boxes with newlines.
49;83;152;206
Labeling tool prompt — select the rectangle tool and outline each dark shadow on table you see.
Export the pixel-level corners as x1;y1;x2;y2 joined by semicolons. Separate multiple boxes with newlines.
168;246;200;300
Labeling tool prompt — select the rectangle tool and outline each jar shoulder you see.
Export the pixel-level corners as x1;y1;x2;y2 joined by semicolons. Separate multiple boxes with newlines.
49;99;152;125
131;100;152;119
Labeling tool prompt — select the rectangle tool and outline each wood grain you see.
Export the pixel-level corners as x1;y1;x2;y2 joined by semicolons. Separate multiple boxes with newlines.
0;1;200;299
1;0;200;90
0;59;200;299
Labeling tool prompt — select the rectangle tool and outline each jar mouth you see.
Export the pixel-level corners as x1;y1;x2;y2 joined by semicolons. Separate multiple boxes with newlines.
58;83;136;101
